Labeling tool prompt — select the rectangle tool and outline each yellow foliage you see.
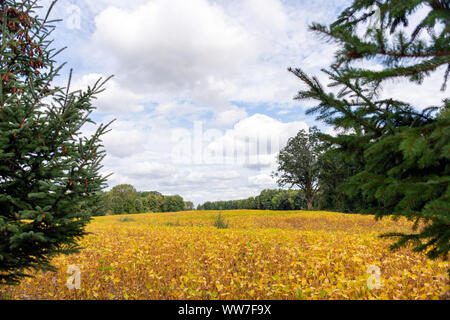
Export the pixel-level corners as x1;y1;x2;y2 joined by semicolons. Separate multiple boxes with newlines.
3;210;449;300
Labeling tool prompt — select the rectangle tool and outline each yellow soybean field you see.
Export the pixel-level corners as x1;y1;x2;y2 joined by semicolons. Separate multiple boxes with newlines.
3;210;449;300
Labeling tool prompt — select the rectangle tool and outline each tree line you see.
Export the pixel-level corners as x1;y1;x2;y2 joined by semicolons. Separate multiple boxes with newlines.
197;189;305;211
98;184;194;215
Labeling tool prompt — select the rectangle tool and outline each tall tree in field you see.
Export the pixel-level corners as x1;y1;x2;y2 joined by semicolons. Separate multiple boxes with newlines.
273;127;322;209
290;0;449;260
0;0;112;284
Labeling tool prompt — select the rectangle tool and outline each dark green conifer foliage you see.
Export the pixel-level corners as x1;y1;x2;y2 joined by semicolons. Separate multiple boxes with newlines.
290;0;449;260
0;0;112;284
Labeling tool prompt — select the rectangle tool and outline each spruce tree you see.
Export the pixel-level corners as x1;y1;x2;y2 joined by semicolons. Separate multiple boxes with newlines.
290;0;449;260
0;0;112;284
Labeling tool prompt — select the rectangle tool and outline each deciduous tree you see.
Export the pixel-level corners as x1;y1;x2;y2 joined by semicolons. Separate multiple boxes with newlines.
273;128;322;209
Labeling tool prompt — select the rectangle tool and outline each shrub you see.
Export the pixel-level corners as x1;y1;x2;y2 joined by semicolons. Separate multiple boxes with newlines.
213;212;228;229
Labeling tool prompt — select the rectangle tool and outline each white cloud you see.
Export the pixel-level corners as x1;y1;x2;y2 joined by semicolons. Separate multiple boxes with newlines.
157;168;241;188
192;76;239;107
184;170;240;184
127;162;175;178
153;101;209;121
72;73;145;113
86;0;346;113
92;0;258;96
206;114;308;159
213;106;248;127
248;172;277;187
380;71;448;110
100;120;150;158
238;0;290;36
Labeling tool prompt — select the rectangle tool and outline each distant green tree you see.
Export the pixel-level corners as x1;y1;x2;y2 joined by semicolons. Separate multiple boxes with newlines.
163;195;185;212
273;127;322;209
288;190;306;210
272;191;293;210
134;198;143;213
244;197;256;209
271;190;306;210
108;195;122;215
255;189;278;210
184;201;194;210
110;184;137;200
202;201;212;210
146;191;164;213
317;146;368;213
137;191;152;198
109;184;137;214
125;199;136;214
197;189;308;211
289;0;450;260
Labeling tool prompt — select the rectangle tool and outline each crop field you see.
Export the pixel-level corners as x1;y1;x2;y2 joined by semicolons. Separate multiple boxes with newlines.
2;210;449;300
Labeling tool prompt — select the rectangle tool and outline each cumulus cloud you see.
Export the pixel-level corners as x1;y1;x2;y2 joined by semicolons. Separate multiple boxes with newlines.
237;0;290;36
380;71;448;110
86;0;346;113
100;120;150;158
206;114;308;165
248;172;277;187
127;162;175;179
161;169;241;187
92;0;258;96
71;73;145;113
213;106;248;127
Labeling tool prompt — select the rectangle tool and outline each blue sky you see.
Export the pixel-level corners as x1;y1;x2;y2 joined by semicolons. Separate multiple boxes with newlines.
37;0;448;205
